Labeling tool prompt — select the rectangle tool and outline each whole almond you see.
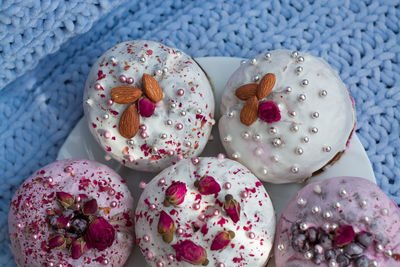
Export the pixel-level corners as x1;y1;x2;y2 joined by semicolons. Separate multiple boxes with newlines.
142;74;163;102
240;96;259;126
257;73;276;99
111;86;142;104
235;83;257;100
118;104;140;138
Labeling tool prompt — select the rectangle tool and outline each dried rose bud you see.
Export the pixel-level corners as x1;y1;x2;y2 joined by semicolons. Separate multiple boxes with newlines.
223;194;240;223
210;230;235;251
56;215;71;229
83;199;98;215
138;98;156;117
194;176;221;195
335;225;355;247
172;239;209;265
48;234;66;250
158;210;176;243
70;238;88;259
46;209;56;216
163;181;187;207
56;192;75;209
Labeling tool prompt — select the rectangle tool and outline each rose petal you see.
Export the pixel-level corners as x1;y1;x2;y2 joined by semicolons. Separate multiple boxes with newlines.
138;98;155;117
172;239;209;265
195;176;221;195
258;101;281;123
83;199;98;215
223;194;240;223
56;191;75;209
48;234;66;250
164;181;187;207
335;225;355;246
210;231;235;251
56;216;71;229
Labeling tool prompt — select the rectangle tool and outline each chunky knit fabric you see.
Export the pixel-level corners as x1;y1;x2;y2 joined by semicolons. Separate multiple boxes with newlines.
0;0;399;265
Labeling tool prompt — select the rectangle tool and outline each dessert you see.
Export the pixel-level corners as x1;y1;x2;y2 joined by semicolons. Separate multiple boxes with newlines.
274;176;400;267
83;40;215;172
219;50;356;183
8;159;134;266
135;156;276;266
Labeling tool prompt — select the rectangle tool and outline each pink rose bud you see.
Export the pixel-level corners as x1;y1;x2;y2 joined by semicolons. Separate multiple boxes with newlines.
194;176;221;195
223;194;241;223
48;234;66;250
334;225;355;246
138;98;155;117
163;181;187;207
158;210;176;243
210;231;235;251
83;199;98;215
70;238;88;259
172;240;209;265
258;101;281;123
56;215;71;229
56;191;75;209
85;217;115;251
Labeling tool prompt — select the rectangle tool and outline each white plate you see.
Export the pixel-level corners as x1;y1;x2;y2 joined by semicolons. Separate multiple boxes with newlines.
57;57;376;267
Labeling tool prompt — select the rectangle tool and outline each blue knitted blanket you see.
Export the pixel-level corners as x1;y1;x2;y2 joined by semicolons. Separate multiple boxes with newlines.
1;0;399;265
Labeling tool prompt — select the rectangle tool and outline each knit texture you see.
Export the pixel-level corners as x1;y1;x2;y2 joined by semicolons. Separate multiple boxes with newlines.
0;0;399;265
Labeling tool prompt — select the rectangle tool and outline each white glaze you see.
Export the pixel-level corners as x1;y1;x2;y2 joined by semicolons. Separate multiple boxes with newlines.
219;50;356;183
84;40;215;172
135;157;276;266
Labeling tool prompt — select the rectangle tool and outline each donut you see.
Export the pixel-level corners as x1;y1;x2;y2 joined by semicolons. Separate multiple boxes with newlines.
135;156;276;267
274;176;400;267
83;40;215;172
8;159;134;266
219;50;356;183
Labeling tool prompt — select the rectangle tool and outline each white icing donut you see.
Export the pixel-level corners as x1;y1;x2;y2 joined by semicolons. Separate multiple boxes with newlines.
8;159;134;267
135;157;276;266
219;50;356;183
84;40;215;172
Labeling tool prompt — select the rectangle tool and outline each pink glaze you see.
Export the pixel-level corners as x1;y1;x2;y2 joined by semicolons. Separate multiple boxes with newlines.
274;176;400;267
8;159;135;267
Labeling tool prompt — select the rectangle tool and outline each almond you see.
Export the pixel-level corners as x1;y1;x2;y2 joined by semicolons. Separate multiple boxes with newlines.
256;73;276;99
235;83;257;100
110;86;142;104
240;96;259;126
118;104;139;138
142;73;163;102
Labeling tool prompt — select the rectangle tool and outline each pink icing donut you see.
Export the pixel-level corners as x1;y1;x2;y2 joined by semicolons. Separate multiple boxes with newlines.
135;157;276;266
8;159;134;267
83;40;215;172
274;176;400;267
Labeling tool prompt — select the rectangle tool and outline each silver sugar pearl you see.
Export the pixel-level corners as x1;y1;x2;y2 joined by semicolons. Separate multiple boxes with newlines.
296;55;305;63
304;251;313;259
298;94;306;102
155;69;163;75
232;152;240;159
176;51;182;56
370;261;378;267
272;138;282;147
300;222;307;230
127;139;134;145
291;125;299;132
363;216;370;224
330;224;338;231
170;103;177;109
295;66;303;74
313;185;322;194
180;111;186;116
262;168;268;175
253;75;260;82
285;86;292;93
166;120;173;126
381;208;388;216
339;189;347;197
291;166;299;173
323;146;332;152
103;114;109;119
278;244;285;251
334;202;341;209
303;137;310;143
360;200;367;208
109;56;116;63
311;112;319;119
269;127;277;135
139;56;146;63
310;127;318;134
160;133;167;139
223;136;232;142
320;90;328;97
227;111;234;118
272;155;279;162
297;198;307;206
385;250;393;257
240;60;247;65
242;132;250;139
184;141;192;147
323;211;332;219
250;58;257;65
253;134;261;142
312;206;320;214
289;111;296;117
376;244;383;251
265;52;271;60
162;67;169;73
152;147;158;153
196;108;202;114
296;147;304;155
291;51;299;58
329;260;337;267
301;79;309;86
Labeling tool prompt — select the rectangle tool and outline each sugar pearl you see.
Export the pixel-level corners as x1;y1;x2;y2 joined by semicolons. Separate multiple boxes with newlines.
248;232;255;239
213;209;220;216
139;181;147;189
296;56;304;63
177;154;184;161
312;206;320;214
297;198;306;206
64;166;73;173
241;191;248;199
278;244;285;251
291;51;299;58
217;263;225;267
198;214;205;221
381;208;388;215
320;90;328;97
193;203;200;210
323;211;331;219
128;155;135;162
119;75;127;83
376;244;383;251
240;60;247;65
102;259;109;265
143;235;150;242
166;119;173;125
217;153;226;160
176;228;184;235
224;182;231;189
232;152;240;159
329;260;337;267
106;99;113;106
304;251;313;259
298;94;306;101
295;66;303;74
110;201;117;208
313;185;322;194
108;189;116;196
303;137;310;143
127;77;134;84
191;157;200;165
227;111;234;117
104;131;111;139
253;75;260;82
339;189;347;197
47;177;53;183
310;127;318;134
291;166;299;173
250;58;257;65
269;127;277;134
33;234;38;240
253;134;261;141
103;114;109;120
158;178;166;186
262;168;268;175
150;204;156;210
285;86;292;93
177;89;184;96
301;79;309;86
146;251;154;259
334;202;341;209
385;250;393;257
167;150;175;157
139;56;146;63
360;200;367;208
167;254;174;261
175;123;183;130
300;222;307;230
94;83;102;90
